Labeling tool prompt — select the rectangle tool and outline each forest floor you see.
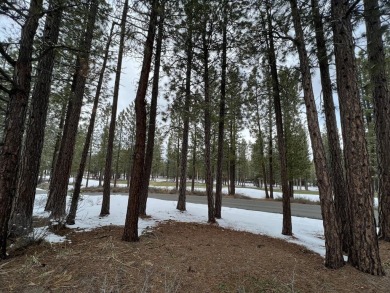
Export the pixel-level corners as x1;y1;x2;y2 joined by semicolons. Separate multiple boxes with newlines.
1;221;390;293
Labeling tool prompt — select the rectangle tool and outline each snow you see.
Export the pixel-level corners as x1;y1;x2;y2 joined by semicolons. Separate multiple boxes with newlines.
32;179;376;258
33;189;327;257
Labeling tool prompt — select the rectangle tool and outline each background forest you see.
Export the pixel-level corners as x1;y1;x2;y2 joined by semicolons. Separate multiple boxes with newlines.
0;0;390;278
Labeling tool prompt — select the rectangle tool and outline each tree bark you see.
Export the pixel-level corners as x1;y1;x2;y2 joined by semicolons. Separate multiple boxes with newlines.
363;0;390;242
46;0;98;220
215;0;228;219
202;11;215;224
139;2;165;216
66;21;115;225
10;0;63;237
310;0;349;252
331;0;383;275
49;99;67;182
229;120;236;195
264;3;291;235
268;95;274;199
122;0;158;242
0;0;43;259
101;1;129;216
290;0;344;269
177;7;193;212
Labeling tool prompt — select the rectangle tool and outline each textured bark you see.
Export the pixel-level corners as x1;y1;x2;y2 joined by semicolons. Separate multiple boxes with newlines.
310;0;349;252
66;22;115;225
290;0;344;269
255;85;268;199
191;127;197;193
268;96;274;199
229;121;236;195
363;0;390;242
101;1;129;217
49;100;67;182
46;0;98;220
202;13;215;224
215;0;227;218
122;0;158;242
331;0;384;275
265;3;291;235
10;0;63;237
0;0;43;259
176;6;192;212
139;3;165;216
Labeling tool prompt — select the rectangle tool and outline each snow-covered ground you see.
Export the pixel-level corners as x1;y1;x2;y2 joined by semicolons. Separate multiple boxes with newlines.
31;179;373;258
33;192;326;257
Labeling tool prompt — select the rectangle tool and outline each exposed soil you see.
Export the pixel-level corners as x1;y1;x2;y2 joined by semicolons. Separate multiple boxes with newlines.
1;221;390;292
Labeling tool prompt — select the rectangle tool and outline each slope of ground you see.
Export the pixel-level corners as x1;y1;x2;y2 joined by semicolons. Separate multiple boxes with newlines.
1;221;390;293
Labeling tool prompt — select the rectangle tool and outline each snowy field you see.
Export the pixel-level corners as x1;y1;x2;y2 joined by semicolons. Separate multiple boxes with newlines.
33;189;325;258
32;179;376;259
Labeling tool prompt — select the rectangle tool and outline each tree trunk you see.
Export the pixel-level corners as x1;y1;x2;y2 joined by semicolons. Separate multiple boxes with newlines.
215;0;227;219
101;1;129;216
331;0;383;275
139;2;165;216
122;0;158;242
290;0;344;269
229;121;236;195
264;3;291;235
114;124;123;188
202;14;215;224
363;0;390;242
66;21;115;225
46;0;98;220
176;6;192;211
255;84;269;199
268;97;274;199
10;0;62;237
49;99;67;182
0;0;43;259
191;126;197;193
310;0;350;253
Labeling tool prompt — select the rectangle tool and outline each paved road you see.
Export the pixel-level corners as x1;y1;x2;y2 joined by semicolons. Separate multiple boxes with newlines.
36;190;378;221
146;193;323;220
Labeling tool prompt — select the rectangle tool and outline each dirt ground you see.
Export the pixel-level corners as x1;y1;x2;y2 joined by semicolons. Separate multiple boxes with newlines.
1;221;390;293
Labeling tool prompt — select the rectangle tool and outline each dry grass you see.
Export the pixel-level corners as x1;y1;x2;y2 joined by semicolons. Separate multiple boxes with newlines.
1;221;390;292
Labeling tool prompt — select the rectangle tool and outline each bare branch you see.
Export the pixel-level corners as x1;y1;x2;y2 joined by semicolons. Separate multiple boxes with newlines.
0;43;16;66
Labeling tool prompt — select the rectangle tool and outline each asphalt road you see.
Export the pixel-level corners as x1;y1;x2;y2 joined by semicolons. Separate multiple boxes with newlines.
36;190;378;221
146;193;323;220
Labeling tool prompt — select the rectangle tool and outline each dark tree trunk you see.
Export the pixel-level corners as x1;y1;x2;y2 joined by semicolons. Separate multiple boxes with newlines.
255;86;269;199
191;126;197;193
268;97;274;199
290;0;344;269
331;0;383;275
229;121;236;195
177;9;193;212
122;0;158;242
363;0;390;242
139;2;165;216
114;124;123;188
10;0;63;237
215;0;227;219
66;21;115;225
311;0;350;253
202;14;215;224
0;0;43;259
49;99;67;182
265;3;291;235
101;1;129;216
46;0;98;220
